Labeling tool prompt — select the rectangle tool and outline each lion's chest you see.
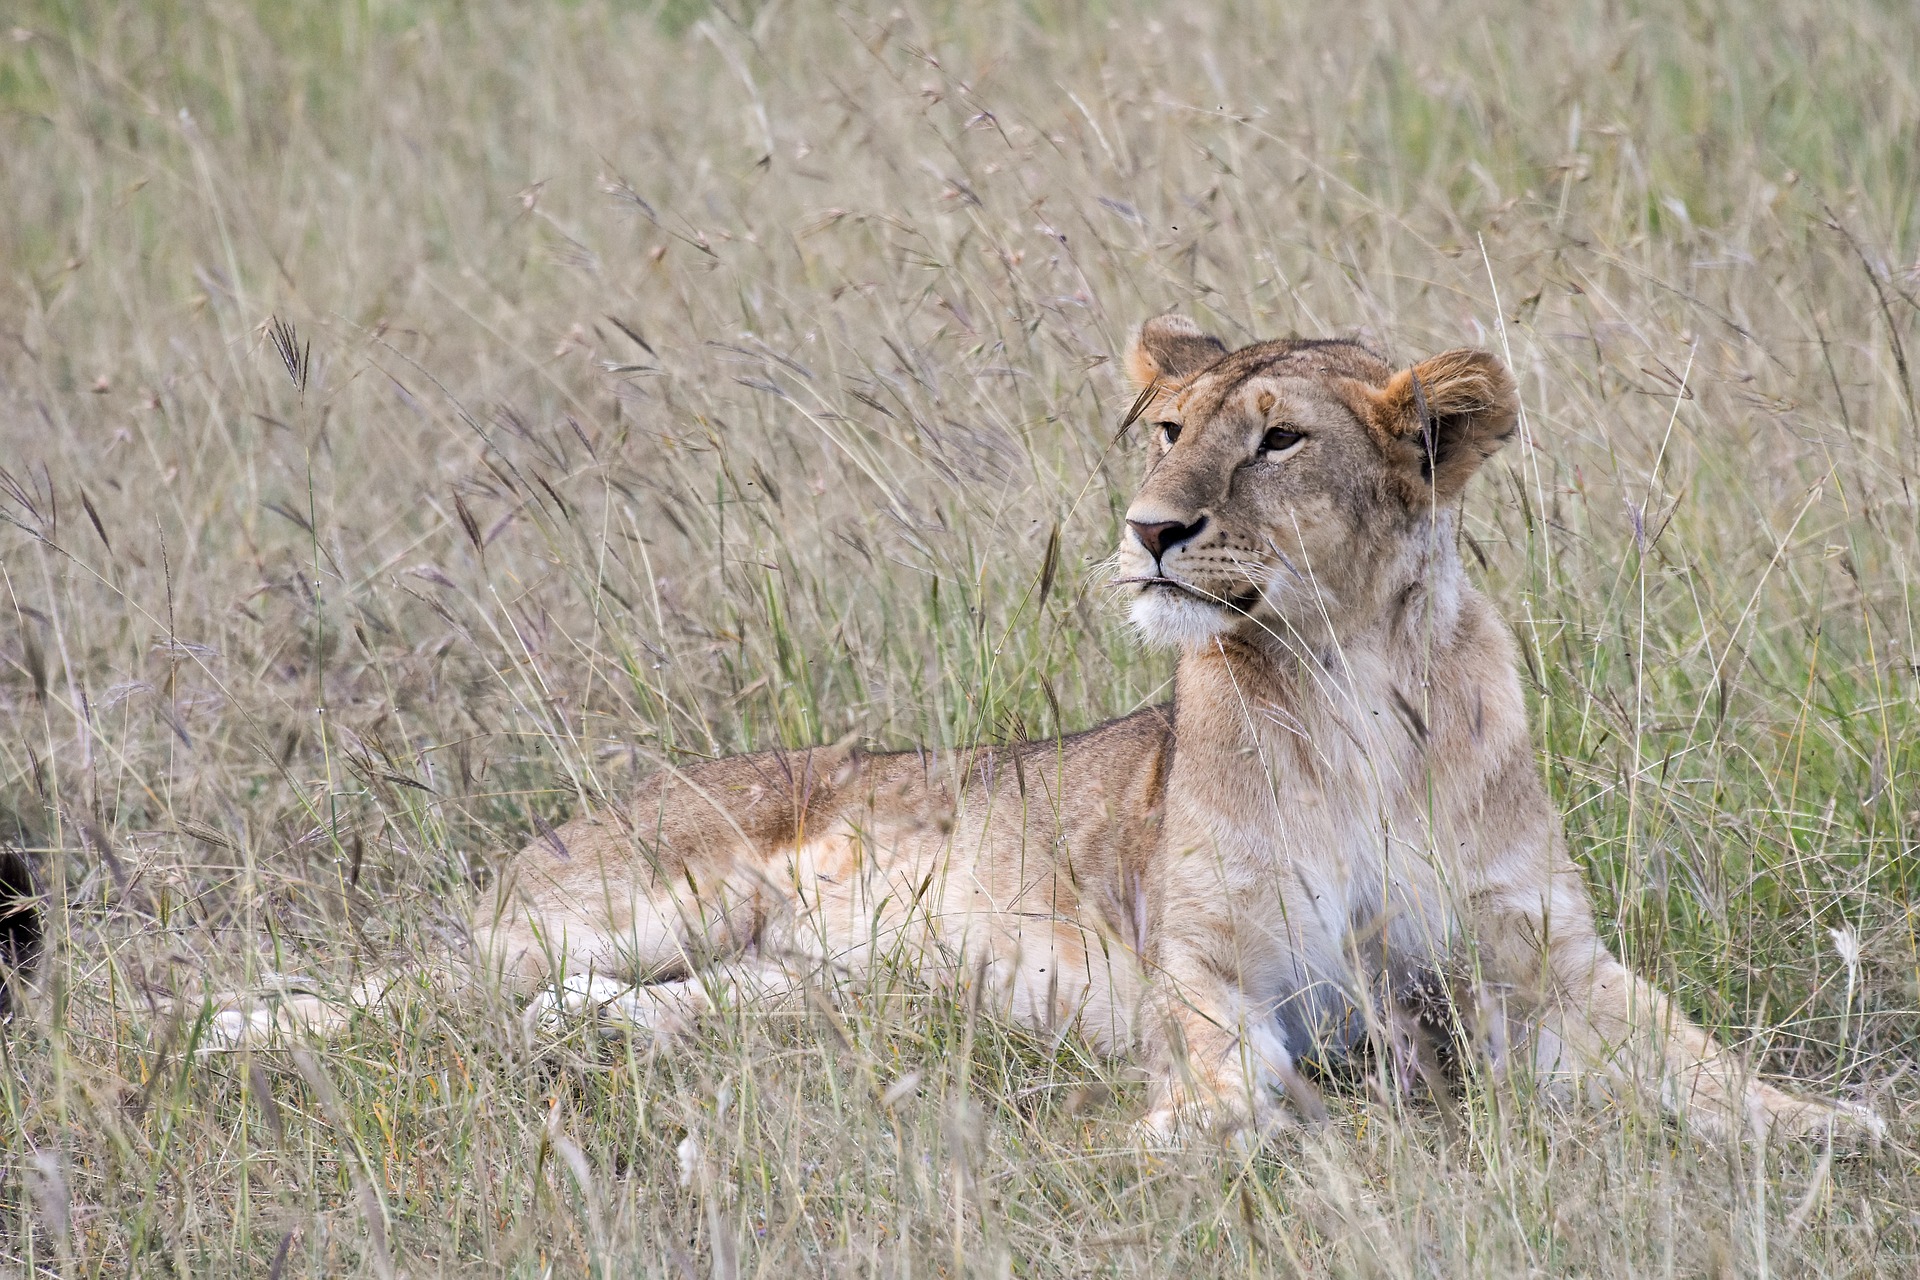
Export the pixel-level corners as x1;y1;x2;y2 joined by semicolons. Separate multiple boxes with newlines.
1167;702;1465;1058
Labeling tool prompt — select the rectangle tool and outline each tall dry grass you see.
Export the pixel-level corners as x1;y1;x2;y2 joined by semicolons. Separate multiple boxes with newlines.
1;0;1916;1273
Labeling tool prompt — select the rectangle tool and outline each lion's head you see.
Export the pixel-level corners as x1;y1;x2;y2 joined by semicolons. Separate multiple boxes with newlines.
1113;315;1520;651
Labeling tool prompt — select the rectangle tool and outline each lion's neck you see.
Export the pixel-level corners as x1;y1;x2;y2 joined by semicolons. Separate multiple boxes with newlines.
1171;515;1469;753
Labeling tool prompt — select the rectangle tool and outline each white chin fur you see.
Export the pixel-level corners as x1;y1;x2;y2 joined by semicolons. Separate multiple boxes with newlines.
1128;590;1234;649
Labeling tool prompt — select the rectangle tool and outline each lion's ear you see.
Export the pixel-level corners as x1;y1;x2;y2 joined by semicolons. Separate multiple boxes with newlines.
1370;349;1519;500
1125;315;1228;390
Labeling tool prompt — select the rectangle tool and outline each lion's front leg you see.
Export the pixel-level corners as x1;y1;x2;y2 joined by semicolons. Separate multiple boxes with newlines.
1137;958;1300;1143
1541;947;1881;1145
1480;896;1884;1147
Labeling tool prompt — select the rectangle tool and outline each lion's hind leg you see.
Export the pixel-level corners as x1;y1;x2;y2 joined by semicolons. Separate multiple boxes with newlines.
200;969;418;1050
536;955;809;1043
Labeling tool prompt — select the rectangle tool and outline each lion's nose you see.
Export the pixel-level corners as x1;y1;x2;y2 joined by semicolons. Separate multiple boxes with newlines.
1127;516;1207;561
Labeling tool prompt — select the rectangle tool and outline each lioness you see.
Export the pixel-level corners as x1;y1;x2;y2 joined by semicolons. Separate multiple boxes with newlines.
213;317;1880;1145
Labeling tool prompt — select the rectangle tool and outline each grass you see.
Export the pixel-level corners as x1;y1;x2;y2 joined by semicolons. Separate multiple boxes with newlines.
1;0;1917;1272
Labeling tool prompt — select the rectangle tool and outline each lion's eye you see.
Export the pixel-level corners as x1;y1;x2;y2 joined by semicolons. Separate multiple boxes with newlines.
1157;421;1182;446
1259;427;1303;455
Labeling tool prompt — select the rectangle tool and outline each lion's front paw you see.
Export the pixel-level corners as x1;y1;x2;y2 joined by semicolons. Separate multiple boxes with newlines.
1742;1076;1886;1149
530;973;629;1035
533;973;630;1024
201;1003;276;1051
1760;1092;1886;1150
1132;1105;1184;1148
1135;1084;1292;1150
194;991;343;1051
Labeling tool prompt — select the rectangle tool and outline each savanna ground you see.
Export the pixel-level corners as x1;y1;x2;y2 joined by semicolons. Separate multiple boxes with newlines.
2;0;1918;1274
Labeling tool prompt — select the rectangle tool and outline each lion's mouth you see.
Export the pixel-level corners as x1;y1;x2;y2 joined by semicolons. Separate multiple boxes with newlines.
1114;575;1261;613
1114;573;1206;598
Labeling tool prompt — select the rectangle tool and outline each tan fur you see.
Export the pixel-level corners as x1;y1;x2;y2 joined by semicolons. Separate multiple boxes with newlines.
211;317;1881;1147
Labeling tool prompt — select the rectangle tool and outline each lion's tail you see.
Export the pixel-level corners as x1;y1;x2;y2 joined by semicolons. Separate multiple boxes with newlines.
0;847;40;1018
